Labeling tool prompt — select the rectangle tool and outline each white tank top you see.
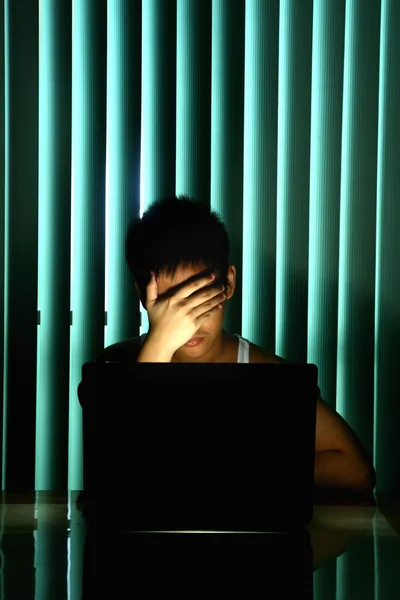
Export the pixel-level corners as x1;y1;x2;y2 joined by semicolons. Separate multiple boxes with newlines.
234;334;250;363
139;333;250;363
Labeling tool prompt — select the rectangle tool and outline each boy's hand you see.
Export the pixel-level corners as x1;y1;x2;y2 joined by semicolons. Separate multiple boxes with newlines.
144;272;226;354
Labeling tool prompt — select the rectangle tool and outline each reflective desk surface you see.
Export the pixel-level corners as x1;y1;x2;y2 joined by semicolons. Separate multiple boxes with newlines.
0;491;399;599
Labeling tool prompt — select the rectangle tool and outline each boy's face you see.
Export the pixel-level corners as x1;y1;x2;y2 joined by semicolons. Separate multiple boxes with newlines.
139;263;236;361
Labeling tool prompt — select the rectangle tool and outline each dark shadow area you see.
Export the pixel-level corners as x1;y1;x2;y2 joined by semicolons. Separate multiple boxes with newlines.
376;493;400;536
313;488;376;506
82;526;314;599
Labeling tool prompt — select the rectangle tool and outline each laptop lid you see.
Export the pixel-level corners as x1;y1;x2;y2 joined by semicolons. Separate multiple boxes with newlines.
81;362;318;532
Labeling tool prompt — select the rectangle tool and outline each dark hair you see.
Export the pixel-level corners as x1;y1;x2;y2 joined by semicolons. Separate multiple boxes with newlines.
125;196;230;297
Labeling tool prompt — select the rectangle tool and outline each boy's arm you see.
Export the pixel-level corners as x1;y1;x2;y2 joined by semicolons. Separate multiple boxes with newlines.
314;397;376;492
250;344;376;493
77;339;141;406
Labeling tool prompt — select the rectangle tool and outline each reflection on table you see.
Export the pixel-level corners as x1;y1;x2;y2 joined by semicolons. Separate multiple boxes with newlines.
0;491;399;599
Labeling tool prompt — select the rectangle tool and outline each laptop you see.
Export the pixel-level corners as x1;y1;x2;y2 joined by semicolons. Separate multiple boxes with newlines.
80;362;318;533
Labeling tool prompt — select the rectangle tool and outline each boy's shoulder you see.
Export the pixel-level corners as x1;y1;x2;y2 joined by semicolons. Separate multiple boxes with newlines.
96;335;142;363
247;340;286;364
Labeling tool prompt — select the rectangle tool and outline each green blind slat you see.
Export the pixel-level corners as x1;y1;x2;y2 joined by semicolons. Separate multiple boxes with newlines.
141;0;176;209
210;0;245;335
175;0;211;202
374;0;400;493
105;0;142;347
307;0;345;407
242;0;279;350
140;0;176;335
36;0;72;491
0;0;5;484
276;0;313;362
68;0;107;490
336;0;380;458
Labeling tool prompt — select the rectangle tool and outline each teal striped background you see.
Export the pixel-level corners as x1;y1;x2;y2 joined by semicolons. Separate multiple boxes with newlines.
1;0;399;494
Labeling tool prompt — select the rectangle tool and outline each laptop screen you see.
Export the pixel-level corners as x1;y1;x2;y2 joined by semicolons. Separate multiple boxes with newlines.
81;362;318;532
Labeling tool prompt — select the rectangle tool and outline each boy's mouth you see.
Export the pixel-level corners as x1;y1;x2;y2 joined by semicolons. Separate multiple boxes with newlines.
185;336;204;347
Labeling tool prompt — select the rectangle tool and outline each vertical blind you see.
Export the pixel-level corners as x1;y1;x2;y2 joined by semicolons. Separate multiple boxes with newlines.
1;0;399;494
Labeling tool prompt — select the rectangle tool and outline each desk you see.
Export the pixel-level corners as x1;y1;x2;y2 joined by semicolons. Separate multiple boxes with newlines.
0;492;399;598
